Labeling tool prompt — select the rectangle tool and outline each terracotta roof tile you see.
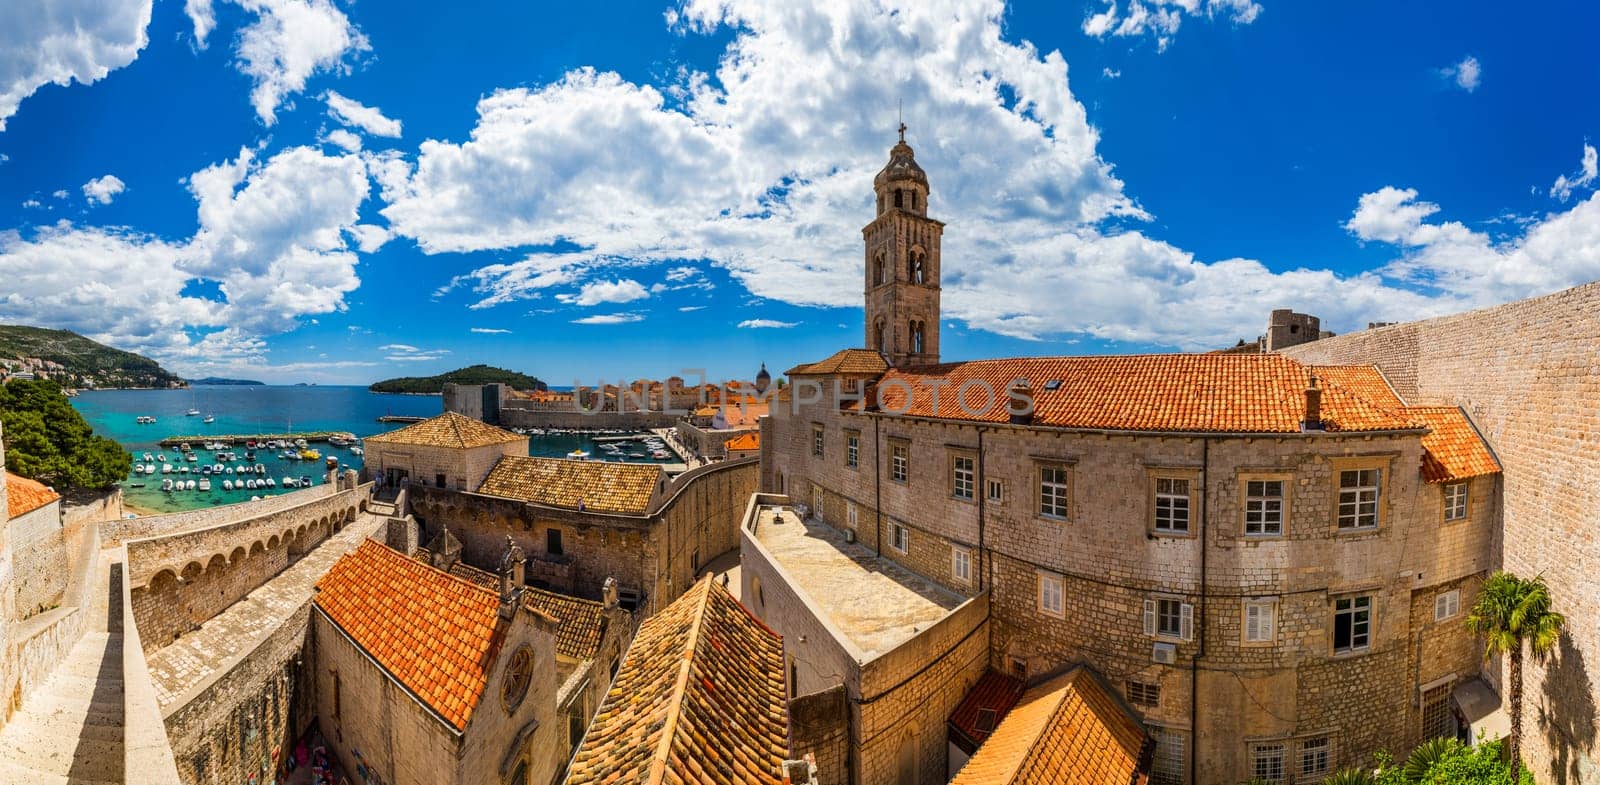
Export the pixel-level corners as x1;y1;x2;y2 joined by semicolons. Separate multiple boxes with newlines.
785;348;890;377
948;669;1028;749
868;354;1420;434
314;540;506;731
363;411;526;449
950;667;1148;785
478;455;663;515
566;578;787;785
724;432;760;452
5;471;60;519
1408;406;1501;483
1312;365;1404;408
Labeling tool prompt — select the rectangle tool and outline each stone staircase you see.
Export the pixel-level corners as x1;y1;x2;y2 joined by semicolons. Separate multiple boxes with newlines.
0;556;127;784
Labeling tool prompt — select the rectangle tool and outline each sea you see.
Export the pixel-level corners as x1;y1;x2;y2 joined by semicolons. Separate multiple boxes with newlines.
71;385;677;515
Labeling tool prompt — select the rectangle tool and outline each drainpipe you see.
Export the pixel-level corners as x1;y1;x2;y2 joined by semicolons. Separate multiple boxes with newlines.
874;416;883;558
1190;436;1210;785
976;426;988;592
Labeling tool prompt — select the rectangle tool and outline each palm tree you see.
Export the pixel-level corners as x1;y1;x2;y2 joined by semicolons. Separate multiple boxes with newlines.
1465;570;1566;782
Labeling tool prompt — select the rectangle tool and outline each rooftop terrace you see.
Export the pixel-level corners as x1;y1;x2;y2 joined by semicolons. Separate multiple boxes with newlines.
748;504;961;658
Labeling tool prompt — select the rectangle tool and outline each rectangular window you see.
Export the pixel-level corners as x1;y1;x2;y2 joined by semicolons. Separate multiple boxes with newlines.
952;547;971;584
1434;589;1460;622
812;485;825;523
1039;464;1070;519
1251;743;1286;783
546;528;563;556
1300;737;1331;778
1245;479;1285;536
1333;595;1372;653
890;522;909;553
1149;727;1185;785
1154;477;1191;533
1145;598;1193;641
1126;681;1160;707
435;473;447;488
986;478;1004;503
812;425;824;457
1337;469;1381;529
1037;572;1064;617
1444;482;1468;521
890;443;909;483
847;501;858;529
952;455;975;500
846;432;860;468
1244;599;1277;643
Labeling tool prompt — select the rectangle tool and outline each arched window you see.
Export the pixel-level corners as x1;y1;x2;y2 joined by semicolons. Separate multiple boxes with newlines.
909;249;925;284
911;191;918;211
874;252;888;286
896;729;918;785
910;321;924;354
875;319;888;353
894;189;904;208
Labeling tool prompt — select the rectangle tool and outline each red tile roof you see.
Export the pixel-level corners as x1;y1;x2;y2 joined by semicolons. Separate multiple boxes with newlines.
948;669;1028;750
950;667;1149;785
1313;365;1404;408
786;348;890;377
364;411;526;449
1409;406;1502;483
5;471;59;519
867;354;1420;434
724;432;760;452
566;577;788;785
478;455;663;515
314;540;507;731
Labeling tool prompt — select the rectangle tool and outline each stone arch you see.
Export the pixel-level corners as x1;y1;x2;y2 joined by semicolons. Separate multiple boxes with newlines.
895;725;919;785
295;524;307;540
908;246;926;284
910;320;925;354
282;527;295;544
874;317;888;354
268;534;280;550
250;541;266;557
205;554;228;575
230;546;247;564
180;561;204;582
148;569;178;593
873;250;888;286
346;507;356;522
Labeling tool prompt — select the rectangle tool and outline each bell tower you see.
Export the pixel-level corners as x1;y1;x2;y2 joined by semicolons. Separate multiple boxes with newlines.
864;124;943;367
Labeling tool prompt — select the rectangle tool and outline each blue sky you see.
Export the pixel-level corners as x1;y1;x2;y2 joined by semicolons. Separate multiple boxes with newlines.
2;0;1598;384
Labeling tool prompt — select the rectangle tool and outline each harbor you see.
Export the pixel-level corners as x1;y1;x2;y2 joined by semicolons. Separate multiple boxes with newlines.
156;431;355;447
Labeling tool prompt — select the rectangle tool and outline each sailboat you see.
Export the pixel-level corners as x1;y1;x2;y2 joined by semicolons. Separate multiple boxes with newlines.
203;414;215;424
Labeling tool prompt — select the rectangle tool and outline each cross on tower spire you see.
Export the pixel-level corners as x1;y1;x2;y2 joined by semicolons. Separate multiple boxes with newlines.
897;99;906;142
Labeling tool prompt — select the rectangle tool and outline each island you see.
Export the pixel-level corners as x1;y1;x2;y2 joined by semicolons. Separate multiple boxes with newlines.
187;377;266;386
368;364;546;394
0;324;184;389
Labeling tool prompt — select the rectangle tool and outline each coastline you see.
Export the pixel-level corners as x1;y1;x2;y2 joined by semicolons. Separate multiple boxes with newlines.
123;499;162;516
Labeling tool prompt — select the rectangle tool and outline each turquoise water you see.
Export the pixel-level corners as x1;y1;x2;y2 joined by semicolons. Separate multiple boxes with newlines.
70;385;675;514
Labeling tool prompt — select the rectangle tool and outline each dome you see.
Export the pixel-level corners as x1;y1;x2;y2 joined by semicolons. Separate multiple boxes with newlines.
874;140;928;190
754;362;771;393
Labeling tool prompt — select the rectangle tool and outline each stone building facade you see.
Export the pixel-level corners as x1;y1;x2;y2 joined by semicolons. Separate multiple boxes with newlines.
5;471;64;620
760;135;1504;785
362;411;529;491
1280;281;1600;785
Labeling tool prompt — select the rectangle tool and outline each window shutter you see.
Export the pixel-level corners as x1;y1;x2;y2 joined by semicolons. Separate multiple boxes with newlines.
1434;594;1447;621
1245;605;1260;641
1143;600;1157;636
1264;603;1275;640
1180;603;1195;642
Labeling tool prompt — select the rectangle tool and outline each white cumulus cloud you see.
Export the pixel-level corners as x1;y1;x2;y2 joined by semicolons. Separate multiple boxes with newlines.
1550;143;1598;202
0;0;153;130
82;174;127;205
1441;55;1481;92
227;0;371;125
324;90;402;137
557;278;651;307
470;327;512;334
571;313;645;325
1083;0;1261;50
737;319;799;329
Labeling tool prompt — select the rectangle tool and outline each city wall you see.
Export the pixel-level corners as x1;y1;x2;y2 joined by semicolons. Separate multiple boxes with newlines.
497;406;680;431
1281;280;1600;784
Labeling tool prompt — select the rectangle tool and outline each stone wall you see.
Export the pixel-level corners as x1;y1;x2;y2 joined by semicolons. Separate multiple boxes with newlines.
1282;280;1600;784
496;406;680;431
103;485;337;546
8;501;66;619
61;489;123;539
410;458;757;614
126;485;366;653
790;686;851;784
164;599;311;785
362;440;524;492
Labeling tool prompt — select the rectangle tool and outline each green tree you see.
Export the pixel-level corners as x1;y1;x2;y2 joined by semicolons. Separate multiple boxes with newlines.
0;378;130;491
1466;571;1566;783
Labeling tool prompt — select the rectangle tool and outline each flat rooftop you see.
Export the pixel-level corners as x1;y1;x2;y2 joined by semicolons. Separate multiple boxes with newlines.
750;505;961;658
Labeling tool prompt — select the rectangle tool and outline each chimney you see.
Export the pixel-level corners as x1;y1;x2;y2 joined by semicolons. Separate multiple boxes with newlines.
1008;379;1034;425
498;535;526;619
1302;373;1324;432
602;576;619;610
781;755;819;785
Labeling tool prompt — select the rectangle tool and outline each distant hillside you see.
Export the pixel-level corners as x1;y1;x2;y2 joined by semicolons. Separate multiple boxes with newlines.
0;325;183;389
368;364;546;394
188;377;265;385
